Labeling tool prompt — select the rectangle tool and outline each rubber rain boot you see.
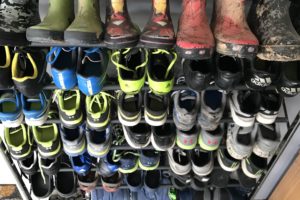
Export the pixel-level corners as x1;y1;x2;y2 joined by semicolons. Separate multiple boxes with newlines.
212;0;259;59
0;0;40;46
27;0;74;43
248;0;300;61
104;0;140;49
290;0;300;35
65;0;103;44
176;0;215;59
140;0;175;49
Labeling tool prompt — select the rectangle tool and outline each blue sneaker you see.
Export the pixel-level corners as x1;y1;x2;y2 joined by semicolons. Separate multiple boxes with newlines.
21;91;50;126
138;150;160;171
70;152;92;176
0;91;23;127
114;151;139;174
77;48;108;96
97;151;119;177
47;47;77;90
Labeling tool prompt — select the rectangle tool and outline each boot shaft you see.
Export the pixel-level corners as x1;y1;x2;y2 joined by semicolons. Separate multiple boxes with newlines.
77;0;100;15
152;0;170;16
180;0;208;26
48;0;74;14
290;0;300;34
107;0;128;14
213;0;246;24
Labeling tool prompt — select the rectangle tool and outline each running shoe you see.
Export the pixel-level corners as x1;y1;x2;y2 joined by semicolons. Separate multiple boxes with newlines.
139;150;160;171
60;125;86;157
55;162;77;198
144;91;169;126
4;124;33;160
217;148;240;172
111;48;147;94
173;90;200;131
18;150;38;175
198;90;226;131
54;89;84;128
168;149;191;175
78;171;99;193
117;92;142;126
199;126;224;151
86;92;113;131
0;46;13;89
113;151;139;174
151;124;176;151
97;151;119;177
70;152;92;176
241;153;267;179
39;156;61;176
147;49;177;95
21;91;50;126
86;126;112;158
0;91;23;128
277;61;300;97
125;170;143;192
77;48;109;96
176;125;199;150
144;170;161;196
101;171;123;193
191;149;214;177
47;47;77;90
229;90;261;127
123;124;151;149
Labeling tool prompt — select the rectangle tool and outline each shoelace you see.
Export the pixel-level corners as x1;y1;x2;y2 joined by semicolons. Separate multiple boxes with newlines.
46;47;76;65
52;90;78;105
88;92;115;115
152;49;177;79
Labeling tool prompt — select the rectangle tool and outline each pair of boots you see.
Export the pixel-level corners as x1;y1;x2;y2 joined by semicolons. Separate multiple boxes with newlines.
177;0;300;61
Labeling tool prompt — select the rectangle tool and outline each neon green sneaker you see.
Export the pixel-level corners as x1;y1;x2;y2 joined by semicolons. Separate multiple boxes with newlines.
147;49;177;95
113;150;139;174
111;48;148;94
168;187;177;200
4;124;33;160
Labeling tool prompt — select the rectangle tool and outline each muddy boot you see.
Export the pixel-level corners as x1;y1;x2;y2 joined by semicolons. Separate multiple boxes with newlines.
27;0;74;43
176;0;215;59
290;0;300;35
248;0;300;61
65;0;103;44
212;0;259;59
140;0;175;49
0;0;40;46
104;0;140;49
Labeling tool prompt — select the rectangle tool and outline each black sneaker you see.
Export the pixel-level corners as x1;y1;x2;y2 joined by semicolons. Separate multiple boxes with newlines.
210;168;230;188
215;54;243;90
55;162;77;198
31;170;54;199
144;170;161;196
125;170;143;192
40;156;61;176
183;59;214;91
151;124;176;151
144;91;169;126
18;150;38;175
217;148;240;172
241;153;267;179
0;46;13;89
117;92;142;127
12;48;51;97
277;61;300;97
122;124;151;149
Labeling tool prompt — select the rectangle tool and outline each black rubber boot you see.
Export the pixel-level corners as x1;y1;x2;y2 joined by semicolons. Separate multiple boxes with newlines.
290;0;300;35
248;0;300;61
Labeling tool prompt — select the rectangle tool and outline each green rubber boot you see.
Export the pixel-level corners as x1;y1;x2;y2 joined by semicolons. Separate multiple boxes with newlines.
26;0;74;43
64;0;103;44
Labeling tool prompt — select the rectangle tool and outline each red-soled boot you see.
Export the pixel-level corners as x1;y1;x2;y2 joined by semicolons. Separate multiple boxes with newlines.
140;0;175;49
212;0;259;58
176;0;215;59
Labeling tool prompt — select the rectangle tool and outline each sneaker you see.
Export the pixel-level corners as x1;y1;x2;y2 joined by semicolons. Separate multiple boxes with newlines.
144;170;161;196
253;124;280;158
111;48;147;94
138;150;160;171
147;49;177;95
47;47;77;90
114;151;139;174
54;89;84;128
144;91;169;126
55;162;77;198
210;168;230;188
4;124;33;160
86;126;112;158
77;48;109;96
168;149;191;175
21;92;50;126
86;92;112;131
176;125;199;150
31;170;53;199
182;59;214;92
125;170;143;192
170;172;191;191
97;151;119;177
215;54;243;90
0;91;23;128
0;46;13;89
123;124;151;149
12;48;51;97
213;188;233;200
191;149;213;177
39;156;61;176
151;124;176;151
257;91;282;125
199;126;224;151
78;171;99;193
173;90;200;131
229;91;261;127
60;125;86;157
277;61;300;97
70;152;92;176
18;150;38;175
226;124;256;160
241;153;267;179
217;148;240;172
198;90;226;131
101;171;123;193
117;92;142;126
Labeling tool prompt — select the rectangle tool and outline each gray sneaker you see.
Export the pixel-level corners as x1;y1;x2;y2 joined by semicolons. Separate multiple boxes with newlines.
176;125;199;150
199;125;224;151
168;149;191;175
191;149;214;177
198;90;226;131
226;124;256;160
173;90;200;131
253;124;279;158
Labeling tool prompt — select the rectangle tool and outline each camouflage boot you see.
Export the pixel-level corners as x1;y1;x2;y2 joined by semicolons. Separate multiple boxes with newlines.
290;0;300;35
104;0;140;49
0;0;40;46
64;0;103;45
27;0;74;43
140;0;175;49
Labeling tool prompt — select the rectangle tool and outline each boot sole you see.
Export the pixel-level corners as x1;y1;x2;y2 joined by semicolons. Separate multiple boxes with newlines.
140;36;175;49
65;31;103;45
0;31;28;46
104;35;139;49
258;45;300;61
216;40;258;58
175;45;214;59
26;29;64;43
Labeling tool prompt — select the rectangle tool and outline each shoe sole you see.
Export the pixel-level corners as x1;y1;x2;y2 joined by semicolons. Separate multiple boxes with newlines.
192;162;214;177
241;159;261;179
150;133;175;151
256;112;277;125
257;45;300;61
63;139;87;157
26;28;64;43
140;37;175;49
87;144;110;158
0;31;28;46
122;124;151;149
168;152;191;176
2;114;24;128
138;160;160;171
25;106;50;126
38;141;62;159
229;100;255;127
175;45;214;60
217;150;240;172
64;31;103;45
252;143;272;158
118;162;139;174
87;117;110;131
144;111;167;127
216;40;258;59
117;110;141;127
104;35;139;49
60;114;84;129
